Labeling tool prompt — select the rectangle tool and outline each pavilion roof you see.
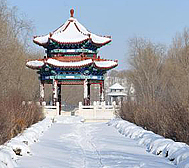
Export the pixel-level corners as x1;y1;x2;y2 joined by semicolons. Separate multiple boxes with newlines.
33;9;111;48
109;83;125;90
26;56;118;70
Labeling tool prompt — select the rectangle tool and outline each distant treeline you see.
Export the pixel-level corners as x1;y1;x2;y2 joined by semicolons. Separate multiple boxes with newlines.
0;0;43;144
120;29;189;144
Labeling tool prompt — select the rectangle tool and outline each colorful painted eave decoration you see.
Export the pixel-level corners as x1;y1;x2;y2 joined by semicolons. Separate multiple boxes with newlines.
26;57;118;70
33;9;111;48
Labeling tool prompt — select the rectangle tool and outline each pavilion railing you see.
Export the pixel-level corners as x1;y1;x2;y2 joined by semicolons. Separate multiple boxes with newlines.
41;102;60;117
75;101;118;121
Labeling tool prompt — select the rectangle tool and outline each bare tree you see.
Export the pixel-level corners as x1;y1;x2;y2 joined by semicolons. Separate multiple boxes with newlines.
0;0;43;144
120;33;189;144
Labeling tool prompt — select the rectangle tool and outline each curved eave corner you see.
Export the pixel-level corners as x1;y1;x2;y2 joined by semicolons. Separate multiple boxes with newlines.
91;39;112;48
94;60;118;70
33;35;49;47
26;60;45;70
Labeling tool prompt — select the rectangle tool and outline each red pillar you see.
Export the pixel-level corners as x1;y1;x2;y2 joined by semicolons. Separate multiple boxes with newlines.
87;82;91;105
57;84;61;115
83;79;90;105
99;81;104;102
52;79;58;106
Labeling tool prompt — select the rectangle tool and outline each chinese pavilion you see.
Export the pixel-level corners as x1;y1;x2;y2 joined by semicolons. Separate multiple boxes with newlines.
26;9;118;114
108;83;126;104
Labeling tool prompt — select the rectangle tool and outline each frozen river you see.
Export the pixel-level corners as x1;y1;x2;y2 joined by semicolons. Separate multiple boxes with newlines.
16;119;175;168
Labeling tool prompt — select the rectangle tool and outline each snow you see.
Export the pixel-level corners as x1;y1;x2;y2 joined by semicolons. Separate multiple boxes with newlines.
46;58;117;68
16;116;175;168
54;115;84;123
33;34;49;44
53;19;72;35
0;146;17;168
51;19;88;43
109;83;125;90
1;116;189;167
26;58;118;70
47;58;93;67
0;118;53;168
33;16;111;45
108;92;127;96
26;60;44;68
108;118;189;168
90;33;111;44
94;60;118;68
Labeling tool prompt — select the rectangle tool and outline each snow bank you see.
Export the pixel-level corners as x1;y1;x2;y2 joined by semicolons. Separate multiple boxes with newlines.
0;116;83;168
108;118;189;168
0;118;53;168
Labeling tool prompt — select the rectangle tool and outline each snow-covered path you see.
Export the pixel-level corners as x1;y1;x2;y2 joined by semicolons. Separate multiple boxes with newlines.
16;120;175;168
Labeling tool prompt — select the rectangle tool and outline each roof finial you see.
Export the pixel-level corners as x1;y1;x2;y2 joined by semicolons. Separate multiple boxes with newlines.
70;8;74;17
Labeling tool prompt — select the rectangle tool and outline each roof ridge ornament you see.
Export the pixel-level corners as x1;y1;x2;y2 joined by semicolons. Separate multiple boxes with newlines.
70;8;74;17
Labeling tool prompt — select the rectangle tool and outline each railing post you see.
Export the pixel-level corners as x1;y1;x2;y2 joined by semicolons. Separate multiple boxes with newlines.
79;102;83;117
79;102;82;111
102;101;105;112
96;101;99;108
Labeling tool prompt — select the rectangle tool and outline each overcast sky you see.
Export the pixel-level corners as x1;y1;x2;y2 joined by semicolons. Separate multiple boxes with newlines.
7;0;189;70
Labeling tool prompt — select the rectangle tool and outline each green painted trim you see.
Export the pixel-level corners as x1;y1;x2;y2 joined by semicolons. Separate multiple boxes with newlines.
41;74;104;80
50;49;97;54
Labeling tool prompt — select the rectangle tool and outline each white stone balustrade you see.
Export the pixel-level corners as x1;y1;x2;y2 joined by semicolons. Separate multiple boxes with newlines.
42;102;60;117
76;101;117;122
31;100;118;122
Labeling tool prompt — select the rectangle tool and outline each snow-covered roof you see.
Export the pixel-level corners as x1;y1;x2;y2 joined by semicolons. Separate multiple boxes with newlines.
26;60;44;69
94;61;118;69
26;56;118;70
109;83;125;90
33;9;111;47
46;58;93;68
